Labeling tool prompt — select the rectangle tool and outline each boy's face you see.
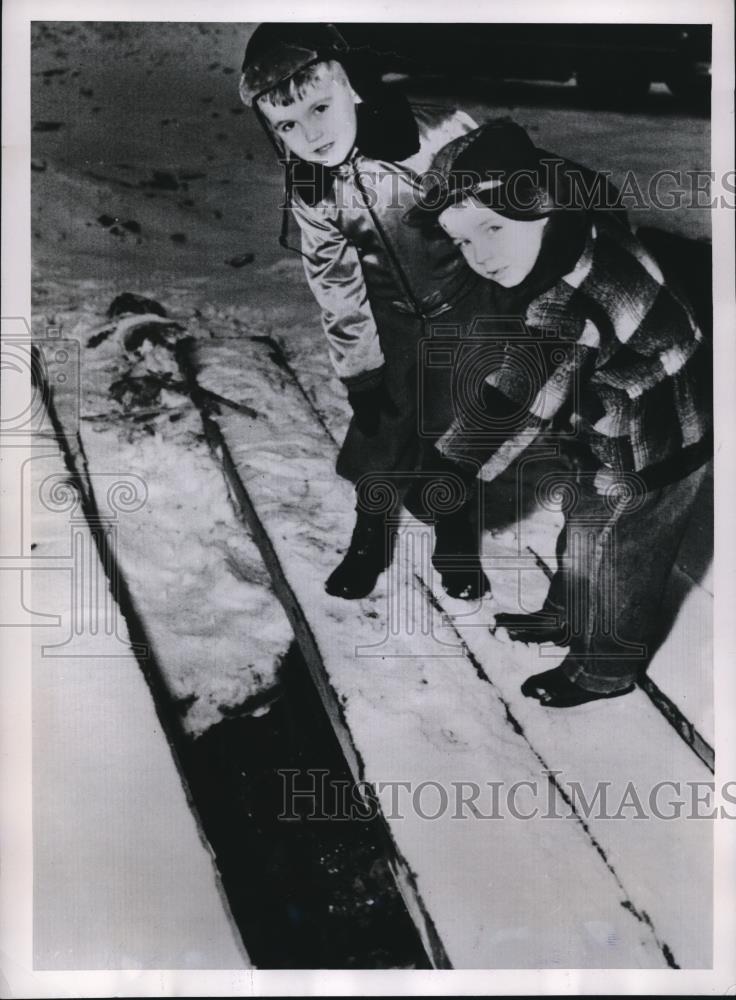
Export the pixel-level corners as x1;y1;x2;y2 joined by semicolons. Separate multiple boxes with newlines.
258;68;358;168
439;200;548;288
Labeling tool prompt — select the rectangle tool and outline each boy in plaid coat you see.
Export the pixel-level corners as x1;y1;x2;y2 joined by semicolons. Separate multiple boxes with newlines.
406;120;711;707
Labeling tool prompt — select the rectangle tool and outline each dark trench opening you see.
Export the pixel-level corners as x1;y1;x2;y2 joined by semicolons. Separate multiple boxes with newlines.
181;640;430;970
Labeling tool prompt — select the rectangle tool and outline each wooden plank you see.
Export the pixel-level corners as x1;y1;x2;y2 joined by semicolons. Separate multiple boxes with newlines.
440;538;713;969
645;473;714;752
29;437;250;970
35;328;291;738
185;336;686;969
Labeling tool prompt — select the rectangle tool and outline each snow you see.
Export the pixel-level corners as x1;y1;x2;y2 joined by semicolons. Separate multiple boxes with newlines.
30;438;249;969
35;290;293;737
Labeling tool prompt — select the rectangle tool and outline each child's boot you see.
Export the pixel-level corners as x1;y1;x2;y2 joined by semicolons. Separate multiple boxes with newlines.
493;610;568;645
324;508;392;600
405;446;489;601
521;663;635;708
432;507;491;600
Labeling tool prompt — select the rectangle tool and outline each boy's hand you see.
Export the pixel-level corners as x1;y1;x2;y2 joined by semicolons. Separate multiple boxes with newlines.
347;380;399;437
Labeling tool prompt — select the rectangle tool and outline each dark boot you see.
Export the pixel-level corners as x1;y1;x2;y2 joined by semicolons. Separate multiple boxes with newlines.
493;610;568;646
404;447;489;600
325;509;392;600
521;664;635;708
432;509;491;601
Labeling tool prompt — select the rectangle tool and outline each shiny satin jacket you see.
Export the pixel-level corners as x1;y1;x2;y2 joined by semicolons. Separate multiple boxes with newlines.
288;103;479;387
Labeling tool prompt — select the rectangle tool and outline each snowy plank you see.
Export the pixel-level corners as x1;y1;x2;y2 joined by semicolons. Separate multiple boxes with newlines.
641;575;714;769
34;312;292;737
187;336;681;969
646;571;713;750
645;466;714;751
28;437;249;969
442;548;713;969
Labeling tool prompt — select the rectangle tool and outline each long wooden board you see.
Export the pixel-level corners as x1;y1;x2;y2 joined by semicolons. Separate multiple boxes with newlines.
27;435;250;969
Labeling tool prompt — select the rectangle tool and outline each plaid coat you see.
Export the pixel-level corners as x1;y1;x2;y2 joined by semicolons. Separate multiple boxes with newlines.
437;214;711;489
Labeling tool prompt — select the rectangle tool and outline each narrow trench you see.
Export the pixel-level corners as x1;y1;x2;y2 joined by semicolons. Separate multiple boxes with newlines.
181;641;431;970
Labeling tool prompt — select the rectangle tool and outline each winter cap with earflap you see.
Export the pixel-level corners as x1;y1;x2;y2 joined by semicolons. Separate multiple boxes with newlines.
405;119;566;229
240;22;350;106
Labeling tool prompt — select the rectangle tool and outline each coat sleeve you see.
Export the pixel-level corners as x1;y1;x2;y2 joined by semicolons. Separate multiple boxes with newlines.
436;322;600;481
290;193;385;388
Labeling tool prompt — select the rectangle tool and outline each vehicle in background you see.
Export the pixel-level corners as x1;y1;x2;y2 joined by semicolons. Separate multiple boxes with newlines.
339;23;711;107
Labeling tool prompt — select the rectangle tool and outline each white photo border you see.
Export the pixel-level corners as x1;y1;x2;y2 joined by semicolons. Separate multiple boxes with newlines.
2;0;734;994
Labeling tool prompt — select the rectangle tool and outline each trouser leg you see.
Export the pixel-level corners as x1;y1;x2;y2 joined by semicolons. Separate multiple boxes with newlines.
557;465;707;694
539;516;571;624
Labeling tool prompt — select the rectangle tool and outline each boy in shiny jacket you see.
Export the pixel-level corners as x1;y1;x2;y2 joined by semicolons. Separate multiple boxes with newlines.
240;23;493;602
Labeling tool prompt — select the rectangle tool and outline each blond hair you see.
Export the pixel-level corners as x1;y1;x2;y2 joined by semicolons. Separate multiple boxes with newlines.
241;58;350;109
